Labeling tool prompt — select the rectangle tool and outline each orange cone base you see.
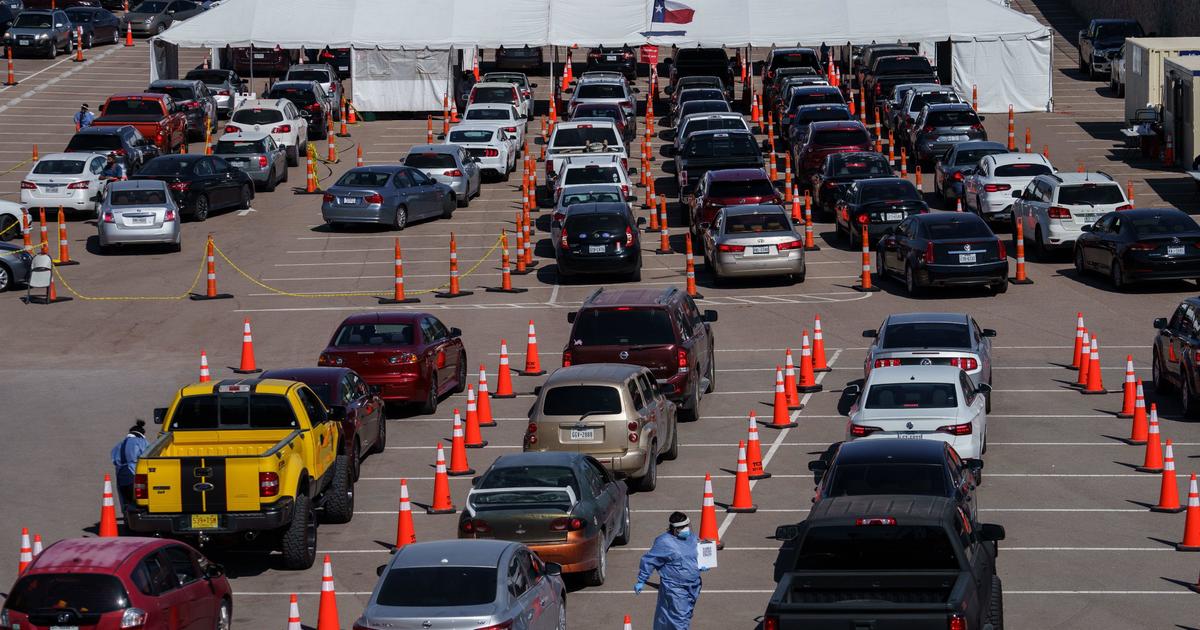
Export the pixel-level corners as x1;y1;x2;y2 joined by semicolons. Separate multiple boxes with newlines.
1081;387;1108;396
1176;542;1200;552
54;259;79;267
189;292;233;300
797;383;823;394
1117;412;1134;419
434;289;474;298
519;369;547;376
26;294;72;305
805;244;821;251
749;471;772;481
465;440;488;449
1136;464;1165;474
726;503;757;514
655;247;674;255
294;188;324;195
510;262;539;275
486;286;529;293
1151;505;1187;514
232;367;263;374
852;283;881;292
761;421;797;430
1008;276;1034;285
1120;437;1147;446
492;393;516;399
426;505;456;515
447;467;474;477
378;296;420;304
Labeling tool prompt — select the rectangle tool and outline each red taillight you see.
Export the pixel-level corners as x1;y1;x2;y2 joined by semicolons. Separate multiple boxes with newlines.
444;169;463;177
718;243;745;252
20;180;36;189
921;125;935;134
460;518;493;534
1047;206;1071;219
475;621;513;630
67;181;89;190
950;357;979;371
102;212;115;223
306;103;323;112
217;89;231;96
625;226;634;247
164;209;176;222
322;193;334;203
550;517;586;531
133;474;148;500
851;424;882;437
997;239;1007;260
937;422;973;436
552;211;566;224
483;148;499;157
561;349;572;367
970;123;985;132
272;124;292;133
155;132;165;145
776;239;803;251
952;171;963;181
186;101;201;109
857;213;869;224
364;193;384;204
526;422;539;435
763;616;779;630
678;349;688;370
949;614;967;630
560;230;569;250
856;517;897;526
623;51;634;59
1129;242;1157;252
1116;204;1133;211
257;156;269;168
621;184;630;200
874;358;901;368
503;126;517;133
983;183;1011;193
924;242;935;263
225;125;239;133
628;431;639;443
112;149;125;157
328;83;337;93
259;472;280;497
168;182;189;192
627;420;640;432
875;83;882;95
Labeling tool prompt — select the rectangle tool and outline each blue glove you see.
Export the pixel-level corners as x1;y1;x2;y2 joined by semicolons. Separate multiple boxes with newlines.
700;566;710;572
633;582;644;594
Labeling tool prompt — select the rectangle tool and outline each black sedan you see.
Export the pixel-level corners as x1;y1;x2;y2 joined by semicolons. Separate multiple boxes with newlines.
810;151;893;217
585;45;637;80
1074;208;1200;290
64;6;120;47
554;202;645;282
809;439;982;513
131;155;254;221
834;177;929;245
261;367;385;479
877;211;1009;295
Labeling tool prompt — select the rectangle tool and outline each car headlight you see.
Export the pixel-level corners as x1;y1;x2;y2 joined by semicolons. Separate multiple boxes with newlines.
36;32;48;39
145;17;154;24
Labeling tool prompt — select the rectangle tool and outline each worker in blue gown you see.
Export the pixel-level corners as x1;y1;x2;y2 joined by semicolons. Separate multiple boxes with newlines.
635;511;704;629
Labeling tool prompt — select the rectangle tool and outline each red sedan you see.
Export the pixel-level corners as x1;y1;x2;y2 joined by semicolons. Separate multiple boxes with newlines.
792;120;875;182
3;537;232;630
318;312;467;414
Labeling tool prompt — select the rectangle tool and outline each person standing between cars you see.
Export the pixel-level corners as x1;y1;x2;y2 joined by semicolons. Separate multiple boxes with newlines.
74;104;95;130
110;419;149;514
101;153;127;181
635;511;705;629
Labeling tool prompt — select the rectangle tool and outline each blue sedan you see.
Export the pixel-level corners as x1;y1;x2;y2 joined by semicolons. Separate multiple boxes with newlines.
321;165;455;230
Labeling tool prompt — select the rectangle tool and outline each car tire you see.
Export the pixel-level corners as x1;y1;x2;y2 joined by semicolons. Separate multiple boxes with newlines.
457;189;470;208
613;497;632;546
281;164;289;183
170;240;182;254
442;198;454;220
286;145;298;167
905;264;922;296
452;356;467;394
679;376;701;422
154;23;165;35
664;422;679;461
1154;351;1174;394
85;33;94;49
371;415;387;454
46;42;56;58
236;185;252;210
1033;227;1049;262
1183;371;1200;419
0;263;11;293
635;448;657;492
262;169;277;193
584;537;608;587
1110;259;1126;291
419;374;438;415
1073;247;1086;276
628;266;641;282
321;455;355;524
393;206;407;230
985;575;1004;630
876;251;888;280
191;195;210;222
991;281;1008;295
215;599;232;630
279;493;317;570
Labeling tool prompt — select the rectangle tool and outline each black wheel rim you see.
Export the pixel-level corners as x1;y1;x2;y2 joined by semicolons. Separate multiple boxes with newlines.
196;198;208;218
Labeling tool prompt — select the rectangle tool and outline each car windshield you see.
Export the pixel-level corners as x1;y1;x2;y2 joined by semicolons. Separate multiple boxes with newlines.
925;219;993;239
216;139;267;155
927;111;979;126
1130;214;1200;235
132;0;167;11
14;13;53;28
551;127;620;148
562;190;621;206
405;153;457;169
882;322;971;349
564;166;621;185
875;57;934;74
994;163;1052;177
101;99;163;117
149;86;196;101
232;108;284;125
709;179;776;197
575;108;622;122
576;84;626;99
833;157;891;176
377;567;496;607
860;182;920;202
826;463;951;497
66;10;94;22
796;108;851;125
331;322;413;345
686;134;757;158
480;464;580;490
571;308;675;345
911;92;959;110
138;159;194;176
288;71;329;83
543;385;622;415
473;87;515;103
794;525;959;570
680;101;731;116
465;108;512;121
267;88;317;107
33;159;86;175
6;574;129;614
865;382;958;408
67;134;121;151
449;129;494;143
1057;184;1124;205
1096;22;1142;39
811;129;870;146
170;393;300;430
111;188;168;205
953;148;1005;166
725;212;791;233
789;91;843;107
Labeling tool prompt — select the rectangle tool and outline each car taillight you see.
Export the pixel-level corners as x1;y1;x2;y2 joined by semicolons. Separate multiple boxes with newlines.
164;209;176;222
460;518;493;534
921;125;935;134
503;126;517;133
259;472;280;497
67;181;89;189
1116;204;1133;211
776;239;803;251
763;615;779;630
318;353;344;366
550;517;586;531
322;193;334;203
168;182;189;192
628;431;639;442
924;242;935;263
856;517;897;526
272;124;292;133
364;193;384;204
997;239;1007;260
621;184;629;199
850;424;882;437
444;169;463;177
120;607;148;629
225;125;239;133
623;51;634;59
102;212;115;223
857;213;870;225
875;83;882;95
952;171;964;181
560;230;569;250
949;614;967;630
937;422;973;436
306;103;323;111
1129;242;1157;252
484;148;499;157
186;101;201;109
20;180;36;189
561;349;572;367
156;132;165;145
949;357;979;371
874;358;902;368
1045;206;1071;219
677;349;689;372
217;89;231;96
625;226;634;247
113;149;126;157
256;156;268;168
983;183;1010;193
970;123;985;132
718;243;745;252
328;83;337;93
387;353;418;364
133;474;148;500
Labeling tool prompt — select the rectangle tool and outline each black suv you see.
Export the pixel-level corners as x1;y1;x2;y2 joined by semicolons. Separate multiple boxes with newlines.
564;287;717;421
1154;297;1200;416
554;202;646;282
64;125;159;174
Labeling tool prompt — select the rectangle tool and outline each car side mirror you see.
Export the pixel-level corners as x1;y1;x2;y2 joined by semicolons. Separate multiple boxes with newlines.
436;133;445;140
544;562;563;576
664;85;674;95
703;309;718;322
976;383;992;395
327;405;346;422
843;383;862;398
566;311;577;323
698;222;711;232
376;564;387;576
204;563;224;579
1154;317;1168;330
1011;190;1021;199
636;216;647;226
980;328;997;337
1080;224;1093;232
978;523;1006;543
153;407;168;424
449;327;462;338
862;329;877;338
632;87;640;94
807;460;828;472
471;476;481;487
773;525;800;541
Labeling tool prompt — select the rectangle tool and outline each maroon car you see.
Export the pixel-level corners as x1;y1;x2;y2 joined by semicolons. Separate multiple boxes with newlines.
231;46;300;77
262;366;385;478
318;312;467;414
687;168;782;237
2;537;232;630
792;120;874;182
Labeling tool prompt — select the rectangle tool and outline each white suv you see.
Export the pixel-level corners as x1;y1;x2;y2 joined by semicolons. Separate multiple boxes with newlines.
224;98;309;166
1011;172;1130;259
962;152;1055;224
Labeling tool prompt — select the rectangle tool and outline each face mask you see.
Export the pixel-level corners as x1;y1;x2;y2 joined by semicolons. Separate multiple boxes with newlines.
675;527;690;539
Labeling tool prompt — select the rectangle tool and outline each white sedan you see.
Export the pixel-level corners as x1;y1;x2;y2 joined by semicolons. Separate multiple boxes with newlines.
962;152;1055;224
845;365;989;462
444;124;519;180
20;153;110;216
460;104;527;145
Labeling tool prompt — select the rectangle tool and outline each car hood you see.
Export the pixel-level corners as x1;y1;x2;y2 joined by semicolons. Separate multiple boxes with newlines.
7;27;55;36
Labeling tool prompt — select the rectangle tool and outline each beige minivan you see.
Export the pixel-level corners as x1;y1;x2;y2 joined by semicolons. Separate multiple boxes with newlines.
524;363;678;491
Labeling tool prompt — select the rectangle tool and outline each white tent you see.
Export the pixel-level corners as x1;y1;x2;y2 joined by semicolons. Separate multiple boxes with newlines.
155;0;1053;112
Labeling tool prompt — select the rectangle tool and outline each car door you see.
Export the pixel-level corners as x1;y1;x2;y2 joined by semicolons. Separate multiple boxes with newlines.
208;156;239;208
505;552;539;630
637;370;668;444
296;385;338;477
680;296;711;385
137;550;192;629
971;317;993;383
1097;213;1123;272
410;168;445;217
1163;303;1195;382
160;545;214;629
462;146;481;194
389;168;422;217
960;370;985;437
879;217;906;272
420;317;453;387
187;157;222;207
351;372;382;451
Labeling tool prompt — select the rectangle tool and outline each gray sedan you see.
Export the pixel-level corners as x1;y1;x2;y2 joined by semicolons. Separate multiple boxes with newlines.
321;165;454;231
97;179;181;252
862;312;996;411
0;242;33;293
356;539;566;630
213;131;288;192
122;0;205;36
403;144;482;208
701;204;806;284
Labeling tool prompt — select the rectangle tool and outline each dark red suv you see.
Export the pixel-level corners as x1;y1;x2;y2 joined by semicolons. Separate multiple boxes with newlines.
792;120;874;181
318;312;467;414
687;168;782;238
563;287;717;421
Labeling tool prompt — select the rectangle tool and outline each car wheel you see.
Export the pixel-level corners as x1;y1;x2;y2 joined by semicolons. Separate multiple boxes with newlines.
1110;259;1126;291
191;195;210;222
584;537;608;586
236;185;252;210
170;239;182;254
279;493;317;570
556;600;567;630
281;164;290;183
0;263;10;293
905;264;922;296
628;266;641;282
1073;247;1086;276
85;33;94;49
442;197;454;220
876;251;888;280
393;206;407;230
635;447;657;492
1155;352;1175;393
992;280;1008;295
46;42;56;58
664;421;679;461
321;455;355;524
457;188;470;208
419;374;438;415
613;497;632;545
213;599;232;630
985;575;1003;630
1033;227;1049;262
350;439;362;481
286;145;298;167
371;414;387;454
452;356;467;394
679;375;701;422
0;214;19;241
1183;371;1200;419
262;169;277;192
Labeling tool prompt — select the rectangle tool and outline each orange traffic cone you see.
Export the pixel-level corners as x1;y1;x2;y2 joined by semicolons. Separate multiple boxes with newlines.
495;340;516;398
1082;336;1106;394
124;22;134;47
783;349;800;409
199;349;210;382
1075;330;1091;387
3;46;15;87
1177;474;1200;551
286;594;302;630
1126;382;1149;445
379;238;419;304
448;413;474;476
1070;313;1085;369
428;443;456;514
463;393;486;448
769;366;796;428
727;441;757;513
798;330;822;393
520;320;546;376
233;317;262;373
852;223;879;292
623;614;633;630
31;533;42;558
395;479;417;548
356;144;363;167
698;473;721;549
99;473;118;537
1152;440;1185;513
18;528;32;574
1136;409;1164;473
1118;355;1136;418
55;208;76;265
477;365;496;427
435;233;472;298
684;234;702;298
746;412;769;480
813;315;830;372
316;555;338;630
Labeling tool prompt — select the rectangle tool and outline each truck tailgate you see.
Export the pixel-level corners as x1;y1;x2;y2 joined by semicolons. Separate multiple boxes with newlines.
143;430;297;514
770;571;965;629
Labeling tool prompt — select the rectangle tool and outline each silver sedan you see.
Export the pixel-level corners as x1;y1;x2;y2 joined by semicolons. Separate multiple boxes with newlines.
404;144;482;208
702;204;806;284
862;312;996;411
355;539;566;630
97;179;181;253
212;131;289;192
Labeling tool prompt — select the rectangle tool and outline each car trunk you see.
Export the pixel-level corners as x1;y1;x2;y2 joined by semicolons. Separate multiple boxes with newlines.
926;123;980;143
721;231;801;259
872;350;979;370
361;609;502;630
142;430;291;515
931;238;1000;265
328;189;383;207
111;204;169;230
27;174;87;199
858;412;961;437
321;344;416;373
468;506;574;545
1129;235;1200;260
861;200;925;223
563;214;631;257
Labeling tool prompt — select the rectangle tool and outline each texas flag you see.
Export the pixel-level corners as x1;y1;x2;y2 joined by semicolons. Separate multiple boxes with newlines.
653;0;695;24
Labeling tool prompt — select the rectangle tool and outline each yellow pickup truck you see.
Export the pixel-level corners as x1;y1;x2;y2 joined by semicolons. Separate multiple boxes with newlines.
125;378;356;570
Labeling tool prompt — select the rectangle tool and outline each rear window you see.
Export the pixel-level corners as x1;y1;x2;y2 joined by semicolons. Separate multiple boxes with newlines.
994;163;1052;178
479;465;579;491
575;105;622;118
32;159;86;175
232;108;284;125
1129;214;1200;235
405;153;458;169
464;108;512;121
925;219;994;239
708;179;776;198
111;189;167;205
215;139;267;155
449;129;494;143
473;87;516;103
571;308;676;346
331;322;413;345
795;108;851;125
874;56;934;74
551;127;620;148
882;323;970;349
101;99;164;117
685;134;757;158
681;118;745;139
911;92;959;110
952;148;1005;166
865;382;958;409
266;88;317;106
6;574;130;614
67;134;121;151
725;212;791;233
811;129;870;146
138;159;194;176
826;464;951;498
148;86;196;101
565;213;627;235
679;89;724;103
543;385;622;415
860;181;920;203
1057;184;1124;205
833;157;891;176
679;101;731;117
287;71;330;83
564;166;621;185
66;10;94;22
377;568;496;607
576;84;626;99
926;111;979;127
169;393;300;430
789;91;843;107
186;70;231;85
561;190;622;205
795;525;959;571
772;51;818;70
676;49;728;63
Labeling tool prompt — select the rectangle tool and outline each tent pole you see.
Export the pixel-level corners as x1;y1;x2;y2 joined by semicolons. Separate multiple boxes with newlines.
1047;33;1054;112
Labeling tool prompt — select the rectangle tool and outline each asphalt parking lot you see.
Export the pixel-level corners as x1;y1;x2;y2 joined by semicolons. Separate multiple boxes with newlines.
2;0;1200;628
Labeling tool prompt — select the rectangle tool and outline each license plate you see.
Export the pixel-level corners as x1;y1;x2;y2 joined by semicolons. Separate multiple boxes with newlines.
959;253;977;263
190;514;219;529
606;55;618;61
253;53;265;59
885;212;904;222
18;40;28;45
1169;246;1185;256
569;428;595;441
588;245;606;254
341;197;356;204
897;432;922;439
130;216;152;225
939;135;968;142
752;245;771;255
338;66;349;71
43;185;60;193
50;626;79;630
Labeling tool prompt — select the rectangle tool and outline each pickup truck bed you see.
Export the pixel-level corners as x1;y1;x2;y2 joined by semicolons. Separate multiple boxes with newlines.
777;571;959;605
